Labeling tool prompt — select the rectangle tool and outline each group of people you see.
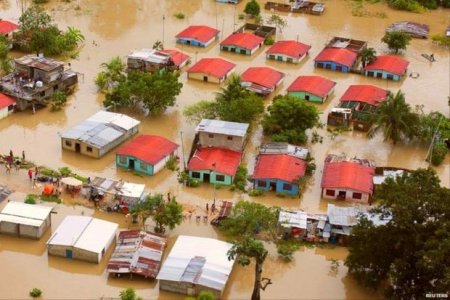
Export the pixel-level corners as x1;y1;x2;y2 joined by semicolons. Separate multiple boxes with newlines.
3;150;25;174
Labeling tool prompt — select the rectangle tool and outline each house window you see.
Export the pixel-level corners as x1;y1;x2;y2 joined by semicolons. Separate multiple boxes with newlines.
269;55;275;60
283;183;292;191
140;162;148;170
353;192;362;200
119;156;127;164
208;134;214;138
257;181;266;187
227;136;233;141
386;74;394;80
191;172;201;178
86;146;93;152
305;95;310;101
65;140;72;147
326;189;335;196
216;174;225;182
287;58;293;63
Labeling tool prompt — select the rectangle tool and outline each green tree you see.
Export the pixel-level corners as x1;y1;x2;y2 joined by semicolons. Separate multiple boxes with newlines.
266;14;287;33
262;95;320;145
216;92;264;124
18;5;52;33
183;100;218;124
119;288;142;300
381;31;411;54
368;90;419;144
152;40;164;50
50;91;67;111
95;56;127;92
244;0;260;17
152;197;183;233
220;201;279;300
345;168;450;299
0;36;13;75
197;291;216;300
358;47;376;68
29;288;42;298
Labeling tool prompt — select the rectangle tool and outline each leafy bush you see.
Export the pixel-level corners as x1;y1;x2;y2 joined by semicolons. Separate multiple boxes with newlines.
277;240;300;261
29;288;42;298
58;167;72;177
165;156;178;171
233;165;248;192
25;194;38;204
248;189;264;197
41;195;61;204
188;178;200;187
430;142;448;166
431;34;450;47
244;0;261;17
264;36;275;45
174;12;185;19
50;91;67;111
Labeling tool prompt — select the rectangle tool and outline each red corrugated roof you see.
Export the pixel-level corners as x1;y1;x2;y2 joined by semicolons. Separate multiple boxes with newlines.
340;85;388;106
241;67;285;89
188;147;242;176
160;49;190;67
116;135;179;165
187;58;236;79
266;40;311;58
0;93;15;109
287;75;336;97
220;32;264;50
321;161;374;194
0;20;18;34
253;154;306;183
175;25;219;43
364;55;409;76
314;48;357;68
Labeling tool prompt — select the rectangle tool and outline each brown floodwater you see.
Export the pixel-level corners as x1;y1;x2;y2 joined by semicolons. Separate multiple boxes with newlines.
0;0;449;299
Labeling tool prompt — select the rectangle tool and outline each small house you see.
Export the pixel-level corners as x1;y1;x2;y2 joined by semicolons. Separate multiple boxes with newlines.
159;49;190;69
126;48;174;72
195;119;249;152
287;75;336;103
176;25;220;47
0;19;18;47
240;67;285;95
252;153;307;195
187;58;236;84
116;135;179;175
61;111;140;158
220;32;264;55
364;55;409;81
0;201;52;239
314;48;358;72
278;210;328;241
47;216;118;263
157;235;235;299
266;40;311;63
0;93;15;120
107;230;166;279
321;154;375;203
386;21;429;39
188;147;242;186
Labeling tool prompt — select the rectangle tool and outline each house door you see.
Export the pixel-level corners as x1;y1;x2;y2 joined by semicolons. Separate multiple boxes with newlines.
66;249;73;258
129;159;135;170
186;40;191;45
203;76;208;82
376;72;382;78
336;65;342;71
203;173;210;183
337;191;346;200
269;182;276;191
75;143;81;153
240;49;247;55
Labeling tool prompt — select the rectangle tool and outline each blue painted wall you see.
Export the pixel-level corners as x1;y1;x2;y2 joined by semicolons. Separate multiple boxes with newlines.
254;179;299;195
220;45;252;55
314;61;350;73
364;70;401;81
116;155;154;175
189;170;233;185
176;38;207;48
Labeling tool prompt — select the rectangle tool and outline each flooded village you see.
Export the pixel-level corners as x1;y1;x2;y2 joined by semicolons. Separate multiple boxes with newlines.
0;0;449;299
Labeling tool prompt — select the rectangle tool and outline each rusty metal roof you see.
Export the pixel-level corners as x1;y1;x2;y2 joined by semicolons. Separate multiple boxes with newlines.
14;55;64;71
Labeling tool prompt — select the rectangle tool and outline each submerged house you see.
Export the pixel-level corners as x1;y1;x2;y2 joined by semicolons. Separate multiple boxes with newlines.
157;235;235;299
240;67;285;95
0;19;18;47
363;55;409;81
220;32;264;55
328;85;388;130
107;230;167;279
0;55;78;110
266;40;311;63
321;154;375;203
287;75;336;103
61;111;140;158
116;135;179;175
176;25;220;47
194;119;249;152
47;216;118;263
0;201;53;239
187;58;236;84
126;48;174;72
160;49;190;69
0;93;15;120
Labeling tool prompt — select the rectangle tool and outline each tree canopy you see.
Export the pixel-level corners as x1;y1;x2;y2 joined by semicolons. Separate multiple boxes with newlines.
381;31;411;54
262;95;320;145
244;0;261;17
345;168;450;299
358;47;376;68
266;14;287;33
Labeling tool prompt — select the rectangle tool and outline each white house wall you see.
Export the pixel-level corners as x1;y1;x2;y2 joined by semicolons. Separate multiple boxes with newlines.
322;188;369;203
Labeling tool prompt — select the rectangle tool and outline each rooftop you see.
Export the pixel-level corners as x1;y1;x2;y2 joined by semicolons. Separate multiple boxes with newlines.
15;55;64;72
364;55;409;76
0;20;18;34
340;85;389;106
0;93;15;109
287;75;336;97
253;154;306;183
196;119;249;137
176;25;220;43
0;201;53;227
259;143;309;160
159;49;190;68
266;40;311;58
187;58;236;79
220;32;264;50
127;48;172;64
314;48;358;68
240;67;285;89
188;147;242;176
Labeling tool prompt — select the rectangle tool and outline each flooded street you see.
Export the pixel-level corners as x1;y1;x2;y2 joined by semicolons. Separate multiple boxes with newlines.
0;0;449;299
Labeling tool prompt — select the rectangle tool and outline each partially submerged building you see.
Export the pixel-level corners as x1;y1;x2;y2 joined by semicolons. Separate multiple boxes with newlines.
386;21;429;39
0;93;15;120
0;19;18;47
321;154;375;203
187;58;236;84
314;37;366;72
220;32;264;55
61;111;140;158
159;49;190;69
126;48;174;72
195;119;249;152
0;201;53;239
287;75;336;103
47;216;118;263
107;230;166;279
363;55;409;81
116;135;179;175
157;235;235;299
0;55;78;110
240;67;285;95
176;25;220;47
266;40;311;63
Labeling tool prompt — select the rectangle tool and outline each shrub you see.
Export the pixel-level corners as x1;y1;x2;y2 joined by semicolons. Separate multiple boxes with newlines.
58;167;72;177
188;178;200;187
166;156;178;171
277;240;300;261
29;288;42;298
174;12;185;19
264;36;275;45
431;34;450;47
50;91;67;111
244;0;260;17
25;194;38;204
248;189;264;197
41;195;62;204
233;165;248;192
430;142;448;166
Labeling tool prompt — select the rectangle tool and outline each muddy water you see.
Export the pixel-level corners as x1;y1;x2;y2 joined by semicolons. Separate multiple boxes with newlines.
0;0;449;299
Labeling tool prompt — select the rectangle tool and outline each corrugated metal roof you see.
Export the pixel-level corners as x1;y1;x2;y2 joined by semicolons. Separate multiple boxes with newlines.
1;201;53;221
47;216;92;247
15;55;64;72
0;214;44;227
327;204;364;226
259;143;309;159
157;235;234;292
127;48;171;64
196;119;249;137
278;210;308;229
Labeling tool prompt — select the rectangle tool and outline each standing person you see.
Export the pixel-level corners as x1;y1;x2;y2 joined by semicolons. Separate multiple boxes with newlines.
35;166;39;177
211;203;216;215
28;169;33;181
206;203;209;213
22;150;25;162
5;164;11;174
9;150;13;160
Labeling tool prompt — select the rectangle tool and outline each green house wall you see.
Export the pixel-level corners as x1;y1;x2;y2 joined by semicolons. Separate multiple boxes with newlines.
288;91;324;103
189;169;233;185
116;154;154;175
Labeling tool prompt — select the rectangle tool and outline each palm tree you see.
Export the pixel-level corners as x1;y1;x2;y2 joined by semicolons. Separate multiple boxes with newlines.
358;47;376;68
368;90;419;144
215;74;249;103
